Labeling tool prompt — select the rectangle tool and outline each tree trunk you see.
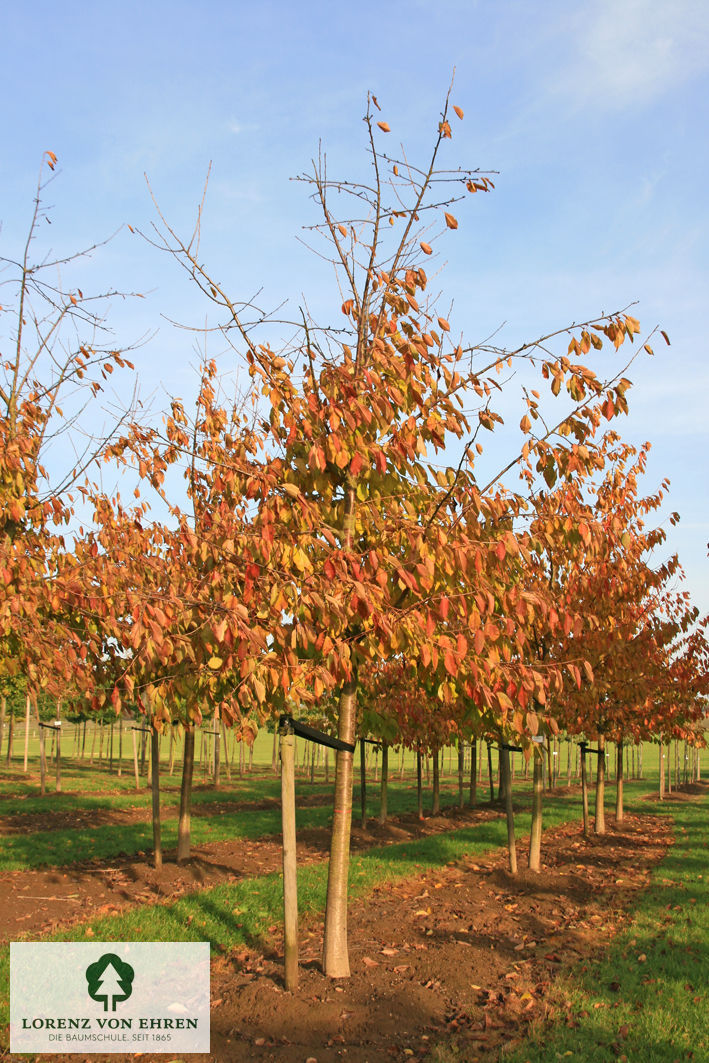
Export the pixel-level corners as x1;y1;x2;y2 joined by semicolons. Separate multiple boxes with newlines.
432;743;440;815
322;677;357;979
497;747;507;803
55;702;62;794
131;726;140;791
379;742;389;824
360;739;367;829
528;749;543;871
36;698;47;796
500;746;517;874
469;738;477;806
272;724;278;774
615;739;624;824
417;750;423;820
118;718;123;777
659;738;665;800
458;740;465;808
221;722;232;782
139;727;147;775
486;741;494;802
23;695;31;771
581;746;589;837
594;735;606;834
213;709;221;788
177;728;195;863
0;696;5;760
280;727;298;991
89;718;97;764
151;726;162;872
7;707;15;765
168;726;175;776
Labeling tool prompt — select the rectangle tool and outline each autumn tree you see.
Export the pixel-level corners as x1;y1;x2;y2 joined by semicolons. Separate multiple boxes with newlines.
133;89;658;979
0;155;143;783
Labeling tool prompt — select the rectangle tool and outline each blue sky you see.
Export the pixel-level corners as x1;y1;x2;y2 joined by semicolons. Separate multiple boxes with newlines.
2;0;708;613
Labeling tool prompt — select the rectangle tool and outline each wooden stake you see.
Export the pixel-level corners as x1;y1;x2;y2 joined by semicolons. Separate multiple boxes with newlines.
500;746;517;874
581;745;589;837
55;702;62;794
151;726;162;872
23;694;30;773
280;725;298;991
360;739;367;829
615;739;624;823
528;748;543;871
131;726;140;791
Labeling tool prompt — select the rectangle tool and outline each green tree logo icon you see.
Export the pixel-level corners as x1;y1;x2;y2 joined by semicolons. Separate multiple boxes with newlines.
85;953;135;1012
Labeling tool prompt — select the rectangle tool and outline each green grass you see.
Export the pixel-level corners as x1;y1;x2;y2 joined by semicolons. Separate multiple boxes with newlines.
503;790;709;1063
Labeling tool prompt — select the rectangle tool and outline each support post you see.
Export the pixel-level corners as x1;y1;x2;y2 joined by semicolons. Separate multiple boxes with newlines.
151;725;162;872
360;739;367;829
280;719;298;991
499;745;517;874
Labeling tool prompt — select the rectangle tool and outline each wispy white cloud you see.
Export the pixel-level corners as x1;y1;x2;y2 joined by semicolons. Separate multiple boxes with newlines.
552;0;709;110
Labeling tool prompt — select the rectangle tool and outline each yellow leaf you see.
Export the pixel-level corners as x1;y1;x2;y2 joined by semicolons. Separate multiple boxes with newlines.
337;224;348;238
444;212;458;230
437;316;450;332
208;656;223;669
283;482;301;498
420;241;433;255
253;678;266;703
453;105;464;120
377;121;390;132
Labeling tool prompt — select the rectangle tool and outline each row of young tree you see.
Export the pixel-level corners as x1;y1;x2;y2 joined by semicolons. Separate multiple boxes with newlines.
2;92;707;978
